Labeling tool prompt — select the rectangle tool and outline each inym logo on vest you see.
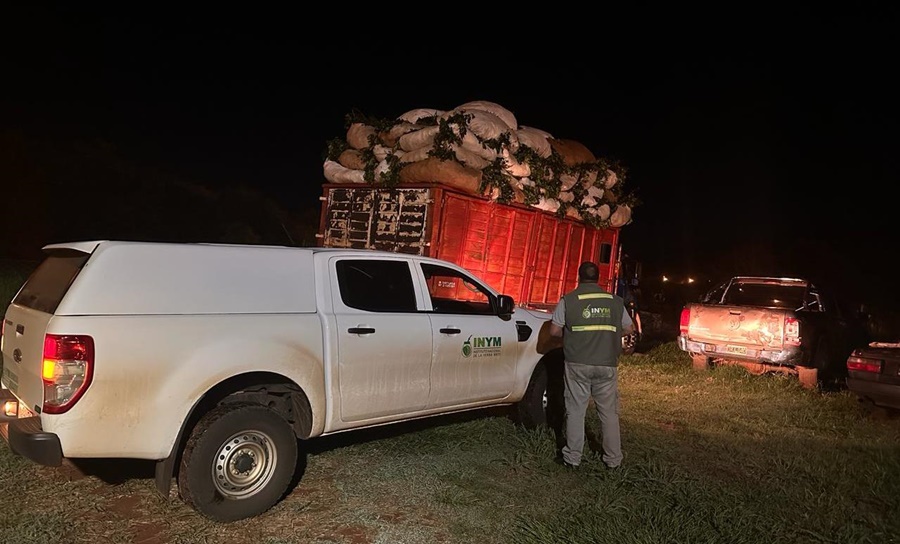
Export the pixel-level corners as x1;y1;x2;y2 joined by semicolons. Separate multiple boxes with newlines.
581;305;611;320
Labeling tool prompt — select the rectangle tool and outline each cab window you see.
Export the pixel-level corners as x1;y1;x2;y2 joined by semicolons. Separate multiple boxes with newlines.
335;259;417;312
420;263;494;315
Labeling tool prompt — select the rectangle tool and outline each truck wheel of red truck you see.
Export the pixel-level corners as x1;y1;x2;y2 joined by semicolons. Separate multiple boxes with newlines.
622;332;638;356
178;402;298;522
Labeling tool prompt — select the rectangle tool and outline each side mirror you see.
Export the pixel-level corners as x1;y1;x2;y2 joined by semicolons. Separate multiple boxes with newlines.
497;294;515;316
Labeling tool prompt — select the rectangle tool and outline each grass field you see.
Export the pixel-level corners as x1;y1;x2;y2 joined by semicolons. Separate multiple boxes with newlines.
0;341;898;544
1;262;899;543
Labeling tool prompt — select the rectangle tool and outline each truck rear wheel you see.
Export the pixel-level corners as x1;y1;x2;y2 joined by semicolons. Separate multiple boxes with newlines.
178;402;298;522
513;362;548;430
811;337;841;389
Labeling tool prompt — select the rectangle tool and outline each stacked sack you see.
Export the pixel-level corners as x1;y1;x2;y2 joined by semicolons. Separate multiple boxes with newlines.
323;100;634;228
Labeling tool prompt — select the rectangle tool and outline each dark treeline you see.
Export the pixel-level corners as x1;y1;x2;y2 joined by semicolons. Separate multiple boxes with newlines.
0;130;322;261
1;129;894;320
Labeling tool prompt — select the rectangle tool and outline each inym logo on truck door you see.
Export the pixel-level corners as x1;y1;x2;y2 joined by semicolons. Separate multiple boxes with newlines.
462;335;502;358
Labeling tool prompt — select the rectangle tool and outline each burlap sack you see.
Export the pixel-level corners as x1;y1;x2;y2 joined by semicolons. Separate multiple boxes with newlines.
445;108;509;141
455;100;518;130
585;203;611;221
534;197;561;213
459;131;500;161
398;146;432;164
323;160;366;184
373;144;395;162
581;184;605;208
511;187;527;204
373;159;393;183
516;126;553;158
338;149;366;171
449;144;490;170
502;149;531;178
609;204;632;227
566;206;583;220
397;108;444;124
399;157;482;193
549;138;596;166
347;123;376;150
604;168;619;188
399;126;439;152
557;190;575;203
380;122;420;147
559;174;579;191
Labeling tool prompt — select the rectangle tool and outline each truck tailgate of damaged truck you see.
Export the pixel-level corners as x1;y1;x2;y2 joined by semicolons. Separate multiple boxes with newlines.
678;276;867;389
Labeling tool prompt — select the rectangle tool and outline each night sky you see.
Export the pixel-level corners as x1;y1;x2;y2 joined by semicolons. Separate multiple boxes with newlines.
3;8;898;307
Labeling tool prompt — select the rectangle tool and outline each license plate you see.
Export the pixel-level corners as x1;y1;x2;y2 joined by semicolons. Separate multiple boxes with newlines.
725;345;748;355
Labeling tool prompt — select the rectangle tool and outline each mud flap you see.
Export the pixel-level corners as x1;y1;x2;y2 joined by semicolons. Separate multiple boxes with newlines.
797;367;818;390
691;354;710;371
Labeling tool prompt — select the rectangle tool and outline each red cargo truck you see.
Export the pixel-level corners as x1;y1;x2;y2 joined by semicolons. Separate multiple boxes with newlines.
316;182;624;313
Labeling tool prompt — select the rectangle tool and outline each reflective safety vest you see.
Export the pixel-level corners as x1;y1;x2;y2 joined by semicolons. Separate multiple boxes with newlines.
562;282;625;366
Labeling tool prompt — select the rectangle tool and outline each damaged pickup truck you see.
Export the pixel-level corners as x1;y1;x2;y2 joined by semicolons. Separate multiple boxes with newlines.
677;276;867;389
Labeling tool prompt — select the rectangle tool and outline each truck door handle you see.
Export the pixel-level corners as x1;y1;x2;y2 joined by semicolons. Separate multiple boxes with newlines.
347;327;375;335
440;328;461;334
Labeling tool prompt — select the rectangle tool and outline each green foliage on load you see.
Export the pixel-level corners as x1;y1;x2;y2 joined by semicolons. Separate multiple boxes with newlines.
330;110;641;229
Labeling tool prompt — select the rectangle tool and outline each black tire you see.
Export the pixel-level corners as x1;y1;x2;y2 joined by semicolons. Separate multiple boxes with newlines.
811;337;844;390
513;362;548;430
178;402;298;522
622;331;639;355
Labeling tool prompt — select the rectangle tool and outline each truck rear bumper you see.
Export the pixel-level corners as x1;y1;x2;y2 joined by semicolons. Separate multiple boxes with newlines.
0;388;63;467
847;378;900;411
677;336;801;366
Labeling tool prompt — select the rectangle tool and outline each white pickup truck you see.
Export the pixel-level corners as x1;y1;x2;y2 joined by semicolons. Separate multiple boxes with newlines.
0;241;560;522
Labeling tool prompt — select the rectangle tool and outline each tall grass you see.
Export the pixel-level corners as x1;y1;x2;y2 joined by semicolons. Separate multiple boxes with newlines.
4;342;894;544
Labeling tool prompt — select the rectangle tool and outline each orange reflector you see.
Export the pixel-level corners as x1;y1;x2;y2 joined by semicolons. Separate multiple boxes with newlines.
42;359;56;381
3;400;17;417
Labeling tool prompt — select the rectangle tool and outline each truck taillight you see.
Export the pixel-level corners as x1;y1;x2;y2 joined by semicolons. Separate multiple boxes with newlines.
679;308;691;335
784;317;801;346
41;334;94;414
847;354;882;374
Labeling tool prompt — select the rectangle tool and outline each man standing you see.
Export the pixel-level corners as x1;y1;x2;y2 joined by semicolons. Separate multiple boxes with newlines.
549;261;634;469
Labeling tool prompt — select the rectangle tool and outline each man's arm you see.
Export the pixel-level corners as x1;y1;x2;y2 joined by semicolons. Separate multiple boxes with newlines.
549;298;566;337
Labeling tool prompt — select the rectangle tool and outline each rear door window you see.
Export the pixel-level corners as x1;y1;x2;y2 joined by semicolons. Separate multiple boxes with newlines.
12;250;89;314
335;259;417;312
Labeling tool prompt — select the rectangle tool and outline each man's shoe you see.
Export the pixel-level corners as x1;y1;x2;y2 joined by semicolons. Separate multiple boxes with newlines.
554;457;578;469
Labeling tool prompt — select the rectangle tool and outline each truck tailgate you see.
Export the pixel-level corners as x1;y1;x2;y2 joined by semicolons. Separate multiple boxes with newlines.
2;304;52;414
686;304;786;354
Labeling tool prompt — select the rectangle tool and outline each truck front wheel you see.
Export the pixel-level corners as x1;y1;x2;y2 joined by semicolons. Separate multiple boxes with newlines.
178;402;298;522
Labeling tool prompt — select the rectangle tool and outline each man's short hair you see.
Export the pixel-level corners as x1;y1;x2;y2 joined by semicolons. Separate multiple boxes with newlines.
578;261;600;283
